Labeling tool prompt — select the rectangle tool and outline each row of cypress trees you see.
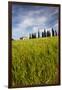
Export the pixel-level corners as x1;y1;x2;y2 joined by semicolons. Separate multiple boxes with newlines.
29;28;58;39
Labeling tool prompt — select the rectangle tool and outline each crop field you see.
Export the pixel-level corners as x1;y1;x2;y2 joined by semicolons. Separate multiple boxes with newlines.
12;37;59;87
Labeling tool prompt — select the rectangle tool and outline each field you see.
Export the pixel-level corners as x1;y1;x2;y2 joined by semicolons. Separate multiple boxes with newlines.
12;37;59;87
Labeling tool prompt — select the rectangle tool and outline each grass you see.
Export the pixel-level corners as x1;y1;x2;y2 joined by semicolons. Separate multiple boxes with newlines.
12;36;59;87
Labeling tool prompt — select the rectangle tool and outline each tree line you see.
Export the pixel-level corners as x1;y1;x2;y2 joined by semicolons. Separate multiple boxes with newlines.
29;28;58;39
12;28;58;40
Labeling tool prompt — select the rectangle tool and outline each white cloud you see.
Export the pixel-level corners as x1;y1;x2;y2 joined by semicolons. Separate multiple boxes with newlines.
33;27;38;33
17;15;47;31
12;6;59;39
53;23;58;33
27;9;44;17
19;18;33;28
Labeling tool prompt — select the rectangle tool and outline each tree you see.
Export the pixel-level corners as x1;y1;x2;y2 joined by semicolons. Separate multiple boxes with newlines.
47;31;51;37
38;30;40;38
12;38;14;40
20;37;23;40
32;33;36;38
42;32;44;37
55;30;57;36
44;29;46;37
52;28;54;36
29;34;32;39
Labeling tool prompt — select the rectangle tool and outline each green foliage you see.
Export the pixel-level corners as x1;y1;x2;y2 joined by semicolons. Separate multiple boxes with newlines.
12;37;59;87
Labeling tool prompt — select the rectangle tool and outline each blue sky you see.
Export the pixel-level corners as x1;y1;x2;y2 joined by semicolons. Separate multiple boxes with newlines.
12;4;59;39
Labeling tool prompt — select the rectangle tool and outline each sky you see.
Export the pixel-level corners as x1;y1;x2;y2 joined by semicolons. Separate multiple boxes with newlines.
12;4;59;40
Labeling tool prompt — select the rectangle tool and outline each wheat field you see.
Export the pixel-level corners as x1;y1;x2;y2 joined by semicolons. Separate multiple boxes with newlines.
12;37;59;87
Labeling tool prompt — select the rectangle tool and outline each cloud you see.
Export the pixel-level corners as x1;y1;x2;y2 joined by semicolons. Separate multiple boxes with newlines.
16;15;47;29
12;5;59;39
53;22;58;32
